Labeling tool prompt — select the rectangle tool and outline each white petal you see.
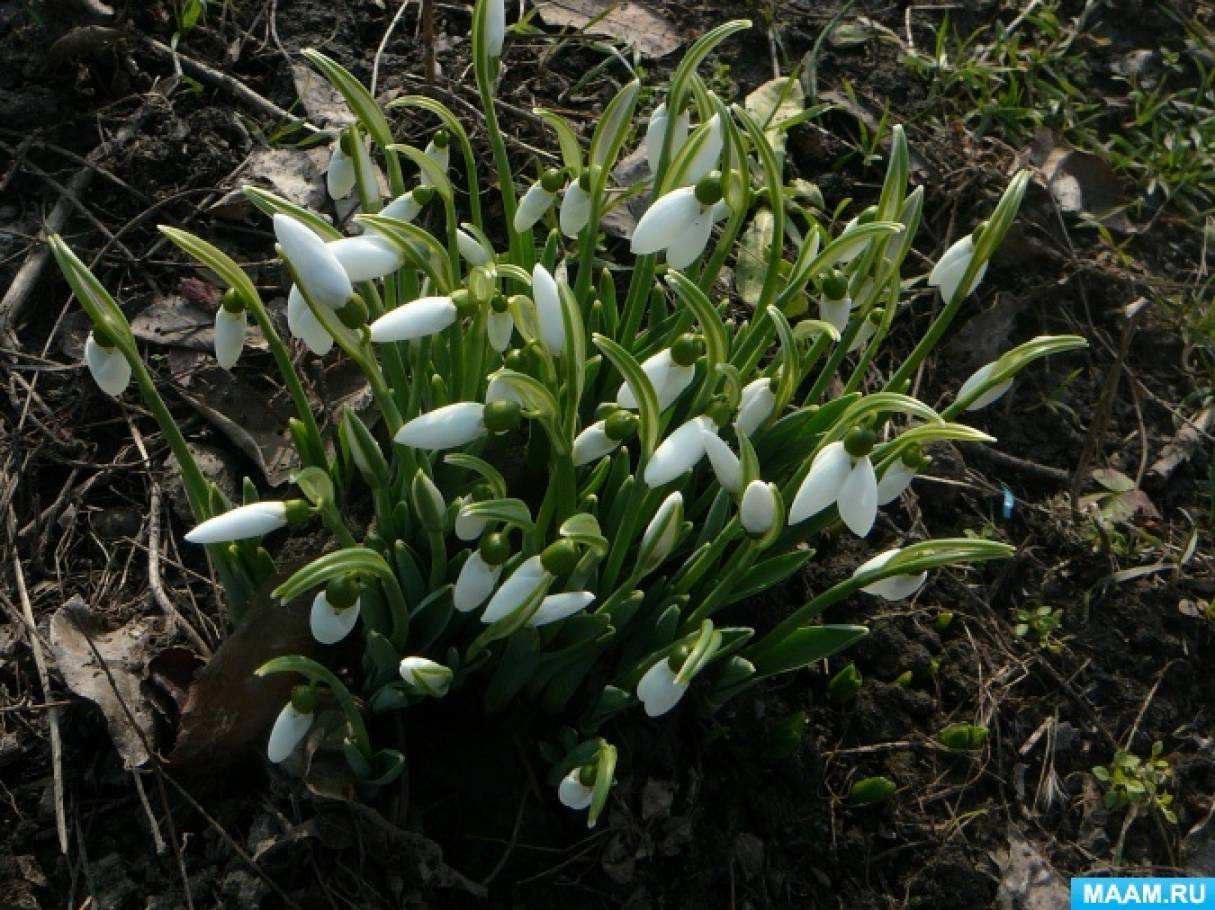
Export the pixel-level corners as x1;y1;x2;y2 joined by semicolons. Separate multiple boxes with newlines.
424;140;450;175
637;658;688;717
645;103;690;175
456;229;492;267
487;310;514;352
644;417;712;488
481;556;549;623
702;432;742;493
855;551;928;600
485;373;522;404
328;236;404;282
267;703;313;763
531;263;565;354
558;770;594;810
531;591;595;627
484;0;505;57
838;455;878;537
876;460;917;505
287;286;334;355
664;206;714;269
617;349;692;411
394;402;487;450
379;191;424;224
737;378;776;436
819;297;852;334
84;334;131;398
309;591;361;644
788;441;851;524
740;481;776;535
514;183;555;233
573;421;620;466
273;214;352;309
184;501;289;544
710;198;732;222
559;181;592;238
681;114;723;185
326;146;356;200
399;656;452;695
369;296;456;342
453;552;503;612
928;235;987;302
957;362;1013;411
213;308;247;370
455;498;488;541
640;491;683;561
631;187;699;255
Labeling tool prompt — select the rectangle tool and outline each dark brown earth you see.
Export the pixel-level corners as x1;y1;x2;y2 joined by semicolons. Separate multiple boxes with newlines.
2;0;1213;907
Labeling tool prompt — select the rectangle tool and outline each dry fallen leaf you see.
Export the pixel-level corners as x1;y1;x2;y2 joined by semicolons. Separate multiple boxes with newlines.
210;147;330;221
1029;128;1134;233
535;0;685;58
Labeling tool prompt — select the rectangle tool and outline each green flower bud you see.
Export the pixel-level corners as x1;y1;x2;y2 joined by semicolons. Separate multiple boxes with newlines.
541;167;565;193
933;610;954;632
282;499;314;525
694;173;723;206
337;294;368;329
578;763;597;787
432;129;450;149
704;398;733;427
503;348;528;371
541;539;579;576
92;324;118;348
938;723;989;751
290;684;317;714
220;288;244;314
667;643;692;673
850;776;896;805
413;185;435;206
450;289;475;319
325;574;360;609
577;166;600;192
338;129;355;156
483;399;522;433
844;426;876;458
490;292;510;314
604;410;638;442
479;531;511;566
670;333;704;367
822;272;849;301
900;444;923;468
827;663;862;704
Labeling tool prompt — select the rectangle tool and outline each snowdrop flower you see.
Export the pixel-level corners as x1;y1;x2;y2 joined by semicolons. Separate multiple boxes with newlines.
455;498;488;541
637;654;688;717
616;336;699;411
481;555;551;623
267;693;314;763
702;432;742;493
453;550;504;612
853;548;928;601
644;416;715;488
645;102;689;176
309;580;361;645
559;177;592;238
184;500;302;544
395;400;520;450
328;235;405;282
286;286;334;356
631;175;722;270
818;272;852;334
558;768;595;810
740;481;778;536
788;429;879;537
273;214;352;309
84;331;130;398
514;169;563;233
956;361;1012;411
877;451;925;505
484;0;505;57
399;657;453;697
737;377;776;436
531;591;595;627
378;186;432;224
213;298;247;370
639;491;683;568
682;115;723;185
487;294;514;352
531;263;565;354
928;232;988;303
326;141;356;201
369;295;462;342
424;130;450;176
572;411;636;467
456;229;493;267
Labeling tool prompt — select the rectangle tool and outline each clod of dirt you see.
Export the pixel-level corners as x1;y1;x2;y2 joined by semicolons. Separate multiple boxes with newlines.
49;597;160;767
533;0;685;58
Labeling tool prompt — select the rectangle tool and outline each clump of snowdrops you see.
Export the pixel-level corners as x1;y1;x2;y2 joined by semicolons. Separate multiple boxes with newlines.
52;6;1084;825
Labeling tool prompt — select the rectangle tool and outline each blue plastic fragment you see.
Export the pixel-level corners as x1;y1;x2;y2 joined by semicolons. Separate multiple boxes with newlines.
1000;484;1015;520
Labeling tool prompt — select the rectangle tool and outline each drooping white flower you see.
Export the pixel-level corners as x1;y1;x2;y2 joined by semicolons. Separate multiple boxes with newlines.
368;296;457;342
645;102;690;176
559;181;592;238
184;501;290;544
819;295;853;334
454;500;488;543
681;114;723;186
639;491;683;566
394;402;487;450
424;139;450;176
928;234;988;303
287;286;334;355
740;480;777;536
637;656;688;717
956;361;1012;411
616;348;694;411
399;656;453;696
213;308;247;370
644;416;714;488
487;310;514;351
485;373;522;404
328;235;405;282
558;768;595;810
788;440;878;537
84;332;131;398
481;555;551;623
453;551;503;612
379;190;424;224
326;143;356;201
737;378;776;436
531;263;565;354
484;0;505;57
702;432;742;493
273;214;352;309
514;182;556;233
572;421;621;466
267;702;313;763
531;591;595;627
631;186;714;270
853;548;928;601
877;460;917;505
309;591;361;644
456;229;492;267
